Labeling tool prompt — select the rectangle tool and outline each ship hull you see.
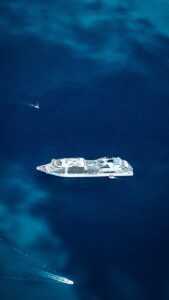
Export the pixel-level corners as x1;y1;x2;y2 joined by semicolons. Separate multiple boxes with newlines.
45;172;133;178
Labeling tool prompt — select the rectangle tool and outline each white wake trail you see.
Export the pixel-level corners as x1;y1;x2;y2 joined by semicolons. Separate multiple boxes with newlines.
0;237;74;285
39;270;74;285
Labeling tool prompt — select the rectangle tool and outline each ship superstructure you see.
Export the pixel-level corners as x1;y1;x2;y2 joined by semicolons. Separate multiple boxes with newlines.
36;157;133;179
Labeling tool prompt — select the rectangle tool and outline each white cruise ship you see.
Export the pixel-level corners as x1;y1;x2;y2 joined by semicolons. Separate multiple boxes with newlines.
36;157;133;179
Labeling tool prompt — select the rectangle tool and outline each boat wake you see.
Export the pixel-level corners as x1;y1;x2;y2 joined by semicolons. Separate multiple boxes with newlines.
0;237;74;285
39;270;74;285
27;102;40;109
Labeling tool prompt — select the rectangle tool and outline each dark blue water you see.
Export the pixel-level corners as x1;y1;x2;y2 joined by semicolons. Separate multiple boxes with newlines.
0;2;169;300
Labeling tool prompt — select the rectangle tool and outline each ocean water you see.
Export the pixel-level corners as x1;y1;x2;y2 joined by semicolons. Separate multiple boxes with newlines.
0;1;169;300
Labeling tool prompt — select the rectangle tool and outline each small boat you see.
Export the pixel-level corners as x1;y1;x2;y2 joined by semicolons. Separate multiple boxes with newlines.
30;102;39;109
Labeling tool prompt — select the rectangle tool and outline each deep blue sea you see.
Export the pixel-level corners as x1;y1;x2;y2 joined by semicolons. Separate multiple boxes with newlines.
0;1;169;300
